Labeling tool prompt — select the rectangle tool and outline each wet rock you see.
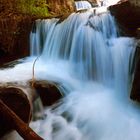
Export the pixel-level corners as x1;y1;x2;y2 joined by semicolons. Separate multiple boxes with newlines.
110;1;140;102
109;1;140;36
31;80;62;106
129;0;140;7
131;41;140;102
136;28;140;39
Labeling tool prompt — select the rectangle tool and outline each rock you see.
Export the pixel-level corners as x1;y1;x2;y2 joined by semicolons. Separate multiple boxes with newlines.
130;43;140;102
129;0;140;7
136;28;140;39
109;1;140;36
110;1;140;102
30;80;62;106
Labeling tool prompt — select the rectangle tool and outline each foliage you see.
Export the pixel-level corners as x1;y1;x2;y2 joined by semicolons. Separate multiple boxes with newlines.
17;0;49;17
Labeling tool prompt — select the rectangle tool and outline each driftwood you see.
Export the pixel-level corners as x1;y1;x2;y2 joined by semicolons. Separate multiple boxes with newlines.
0;99;44;140
0;87;32;137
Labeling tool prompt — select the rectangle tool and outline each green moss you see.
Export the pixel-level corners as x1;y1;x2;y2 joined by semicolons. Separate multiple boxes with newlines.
17;0;49;17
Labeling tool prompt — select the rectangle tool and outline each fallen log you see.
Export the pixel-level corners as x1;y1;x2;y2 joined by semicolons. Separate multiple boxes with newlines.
0;86;32;137
0;99;44;140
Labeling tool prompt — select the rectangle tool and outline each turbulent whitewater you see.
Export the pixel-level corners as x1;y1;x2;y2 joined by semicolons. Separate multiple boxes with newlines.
0;9;140;140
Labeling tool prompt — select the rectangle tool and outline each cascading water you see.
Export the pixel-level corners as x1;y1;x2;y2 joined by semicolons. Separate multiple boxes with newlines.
0;8;139;140
27;9;140;140
75;1;92;11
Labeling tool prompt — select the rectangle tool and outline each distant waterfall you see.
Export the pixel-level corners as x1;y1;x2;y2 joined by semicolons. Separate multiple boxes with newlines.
75;1;92;11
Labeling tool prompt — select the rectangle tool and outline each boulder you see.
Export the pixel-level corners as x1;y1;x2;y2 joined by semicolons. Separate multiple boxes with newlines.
109;1;140;36
30;80;62;106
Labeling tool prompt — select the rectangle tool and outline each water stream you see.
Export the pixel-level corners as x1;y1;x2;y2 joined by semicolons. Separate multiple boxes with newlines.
1;7;140;140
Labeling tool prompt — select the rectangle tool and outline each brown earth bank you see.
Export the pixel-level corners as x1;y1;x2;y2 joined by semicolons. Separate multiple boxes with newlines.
0;0;31;64
0;14;32;64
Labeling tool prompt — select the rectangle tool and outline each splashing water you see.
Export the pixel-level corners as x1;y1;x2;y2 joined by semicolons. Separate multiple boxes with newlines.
104;0;121;6
97;0;121;6
74;0;121;11
0;9;139;140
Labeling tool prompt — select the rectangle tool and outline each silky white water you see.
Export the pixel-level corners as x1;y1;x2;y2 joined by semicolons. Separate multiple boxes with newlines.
0;9;140;140
74;0;121;11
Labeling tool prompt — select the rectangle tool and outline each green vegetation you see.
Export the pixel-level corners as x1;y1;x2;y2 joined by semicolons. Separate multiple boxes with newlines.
17;0;49;17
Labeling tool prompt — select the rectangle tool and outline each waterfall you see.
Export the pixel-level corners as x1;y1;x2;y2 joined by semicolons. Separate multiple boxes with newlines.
75;1;92;11
0;9;139;140
27;10;140;140
30;19;59;56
